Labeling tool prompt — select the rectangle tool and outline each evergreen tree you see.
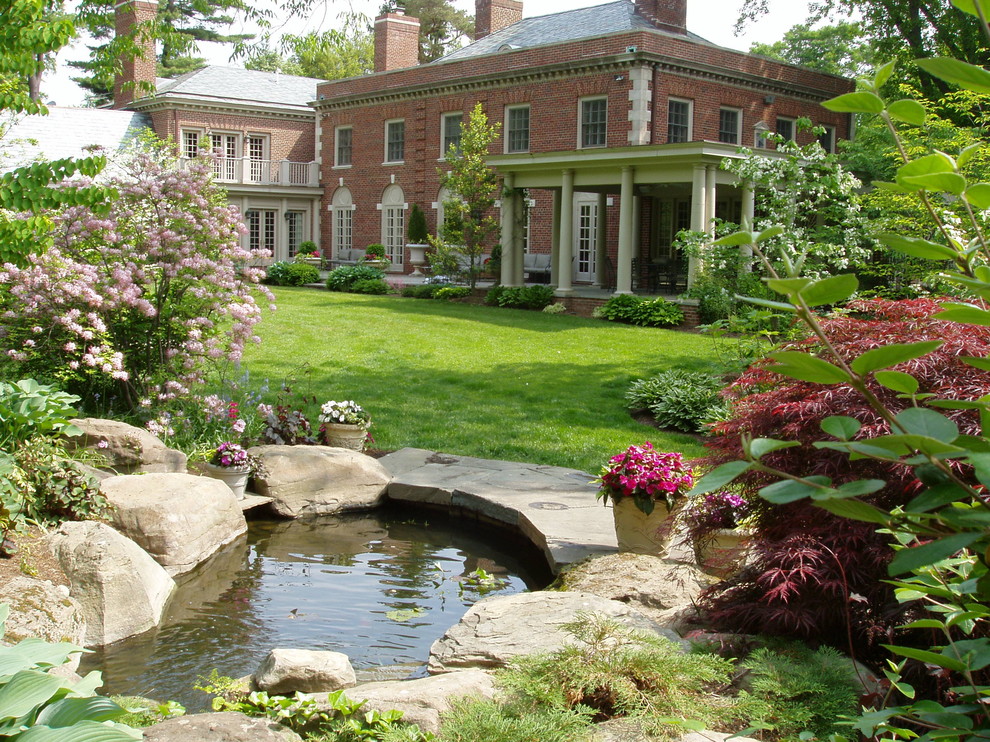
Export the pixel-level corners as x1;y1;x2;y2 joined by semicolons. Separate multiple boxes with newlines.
379;0;473;62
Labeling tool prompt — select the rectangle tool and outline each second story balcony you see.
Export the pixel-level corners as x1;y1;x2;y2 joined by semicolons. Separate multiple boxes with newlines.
180;157;320;188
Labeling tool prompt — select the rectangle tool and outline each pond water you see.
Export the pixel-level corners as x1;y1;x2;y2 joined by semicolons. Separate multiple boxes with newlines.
80;506;550;711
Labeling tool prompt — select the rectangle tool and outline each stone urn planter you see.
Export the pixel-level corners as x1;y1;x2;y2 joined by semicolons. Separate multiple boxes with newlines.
363;259;390;271
322;423;368;452
695;528;752;579
611;498;680;557
301;256;323;270
203;463;250;500
407;243;428;276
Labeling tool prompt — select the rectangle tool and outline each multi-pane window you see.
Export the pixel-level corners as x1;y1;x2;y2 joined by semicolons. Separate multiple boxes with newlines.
442;112;462;157
335;207;352;254
246;135;266;182
818;125;835;153
336;127;352;167
385;120;405;163
384;207;404;264
182;131;200;159
580;97;607;148
718;108;741;144
211;133;237;181
246;209;277;254
667;99;691;143
506;105;530;153
775;117;795;142
285;211;304;258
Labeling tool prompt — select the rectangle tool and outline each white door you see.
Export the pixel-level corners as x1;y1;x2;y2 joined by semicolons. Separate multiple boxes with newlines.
573;195;598;283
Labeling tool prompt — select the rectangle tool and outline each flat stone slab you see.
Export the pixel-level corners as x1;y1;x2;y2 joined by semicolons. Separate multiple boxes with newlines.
380;448;617;573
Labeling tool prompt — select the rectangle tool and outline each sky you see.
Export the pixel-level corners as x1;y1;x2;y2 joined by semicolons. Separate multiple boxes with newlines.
46;0;817;107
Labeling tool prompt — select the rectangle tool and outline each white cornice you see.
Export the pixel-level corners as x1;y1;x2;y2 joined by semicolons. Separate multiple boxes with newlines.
131;95;317;121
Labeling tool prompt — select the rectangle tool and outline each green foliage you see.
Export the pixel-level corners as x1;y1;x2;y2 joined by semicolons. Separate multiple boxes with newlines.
378;0;473;62
265;261;320;287
364;244;387;260
268;14;374;80
0;603;141;740
432;286;471;301
111;696;185;728
735;644;861;739
437;103;501;289
484;285;555;310
749;20;873;77
407;204;429;244
595;294;684;327
349;278;390;295
0;379;82;447
326;265;386;292
438;698;591;742
626;369;729;433
401;284;447;299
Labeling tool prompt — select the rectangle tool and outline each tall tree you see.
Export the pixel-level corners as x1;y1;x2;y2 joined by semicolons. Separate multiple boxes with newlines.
244;14;373;79
379;0;473;62
738;0;988;101
749;21;873;77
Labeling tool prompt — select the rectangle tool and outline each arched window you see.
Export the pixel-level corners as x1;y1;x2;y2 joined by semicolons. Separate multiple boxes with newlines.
380;185;405;266
332;187;353;258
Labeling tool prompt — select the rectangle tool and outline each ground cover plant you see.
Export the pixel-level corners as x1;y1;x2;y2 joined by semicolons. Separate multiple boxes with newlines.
240;288;712;473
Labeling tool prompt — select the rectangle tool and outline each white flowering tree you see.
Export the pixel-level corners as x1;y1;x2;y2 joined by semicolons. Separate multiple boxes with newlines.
0;137;275;411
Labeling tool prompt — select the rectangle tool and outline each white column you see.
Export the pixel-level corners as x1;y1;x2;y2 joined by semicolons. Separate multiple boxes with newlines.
500;173;516;286
550;189;562;285
594;192;607;288
688;164;707;287
616;166;635;294
632;195;642;289
741;182;755;269
513;189;525;286
705;165;717;237
557;170;574;294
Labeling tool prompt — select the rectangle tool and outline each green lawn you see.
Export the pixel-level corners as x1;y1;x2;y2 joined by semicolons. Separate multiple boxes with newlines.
241;288;719;474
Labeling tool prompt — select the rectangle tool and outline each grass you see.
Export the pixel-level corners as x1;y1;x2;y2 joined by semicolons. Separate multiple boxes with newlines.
240;288;720;474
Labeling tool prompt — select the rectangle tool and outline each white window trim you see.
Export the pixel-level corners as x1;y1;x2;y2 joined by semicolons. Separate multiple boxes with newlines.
384;118;405;165
181;128;205;159
440;111;462;160
818;125;836;153
718;106;743;145
504;104;531;154
245;133;269;159
577;96;608;149
667;98;693;143
334;126;353;169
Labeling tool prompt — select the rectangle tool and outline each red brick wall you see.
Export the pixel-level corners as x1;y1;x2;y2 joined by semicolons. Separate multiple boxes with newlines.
374;14;421;72
475;0;524;40
150;110;315;163
634;0;687;35
113;0;158;109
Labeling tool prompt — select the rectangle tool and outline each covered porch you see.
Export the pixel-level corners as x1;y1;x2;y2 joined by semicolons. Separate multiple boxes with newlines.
489;142;760;296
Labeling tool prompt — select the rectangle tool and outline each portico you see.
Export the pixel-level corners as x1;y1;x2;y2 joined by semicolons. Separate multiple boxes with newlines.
490;142;763;295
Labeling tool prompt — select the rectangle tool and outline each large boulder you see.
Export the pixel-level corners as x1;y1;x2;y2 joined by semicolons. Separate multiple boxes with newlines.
557;554;715;631
50;521;175;646
101;473;247;575
249;445;389;518
0;576;85;646
331;670;496;735
427;591;683;674
143;712;301;742
67;418;186;474
253;648;356;694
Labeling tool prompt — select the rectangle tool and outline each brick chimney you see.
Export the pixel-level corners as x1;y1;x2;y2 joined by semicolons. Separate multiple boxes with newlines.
634;0;687;35
374;11;421;72
475;0;523;40
113;0;158;109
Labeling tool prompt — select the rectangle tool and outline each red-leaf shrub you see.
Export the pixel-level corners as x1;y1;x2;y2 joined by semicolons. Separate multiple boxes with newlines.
697;298;990;652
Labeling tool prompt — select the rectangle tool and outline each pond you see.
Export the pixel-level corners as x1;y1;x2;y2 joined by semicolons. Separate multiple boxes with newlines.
80;506;551;710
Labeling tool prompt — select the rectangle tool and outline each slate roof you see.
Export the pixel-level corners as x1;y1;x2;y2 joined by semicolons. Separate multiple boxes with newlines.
154;66;323;107
3;107;151;165
440;0;710;62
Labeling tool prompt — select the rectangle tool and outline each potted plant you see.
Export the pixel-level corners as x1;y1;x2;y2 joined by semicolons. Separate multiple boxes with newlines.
595;442;694;556
203;441;262;500
362;244;391;270
318;399;371;452
683;490;753;578
296;240;322;269
407;204;429;276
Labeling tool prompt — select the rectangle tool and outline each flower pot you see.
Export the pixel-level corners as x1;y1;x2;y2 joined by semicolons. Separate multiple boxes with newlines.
407;243;428;276
363;259;389;271
695;528;752;579
204;463;250;500
323;423;367;452
611;497;679;557
301;256;322;269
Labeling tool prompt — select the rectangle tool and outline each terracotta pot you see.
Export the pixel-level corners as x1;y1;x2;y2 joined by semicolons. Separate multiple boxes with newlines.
323;423;367;452
611;497;679;557
203;463;250;500
695;528;752;579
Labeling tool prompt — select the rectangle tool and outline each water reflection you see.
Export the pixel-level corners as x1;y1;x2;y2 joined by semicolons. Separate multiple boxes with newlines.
81;506;547;710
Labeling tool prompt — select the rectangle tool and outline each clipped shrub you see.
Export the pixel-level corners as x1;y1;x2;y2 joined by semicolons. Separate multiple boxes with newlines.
598;294;684;327
349;278;390;295
402;284;446;299
325;264;386;292
433;286;471;301
626;369;728;433
407;204;429;244
265;260;320;286
488;285;554;310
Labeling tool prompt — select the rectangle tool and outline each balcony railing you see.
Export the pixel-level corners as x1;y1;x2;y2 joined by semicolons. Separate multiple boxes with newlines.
180;157;320;188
